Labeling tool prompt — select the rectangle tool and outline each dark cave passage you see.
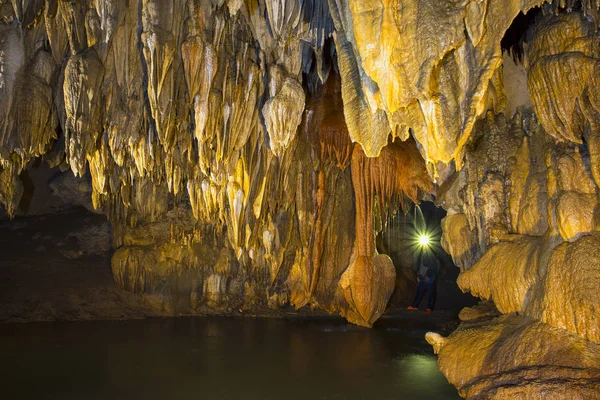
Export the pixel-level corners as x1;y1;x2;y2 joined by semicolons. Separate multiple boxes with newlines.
501;7;542;62
378;201;477;313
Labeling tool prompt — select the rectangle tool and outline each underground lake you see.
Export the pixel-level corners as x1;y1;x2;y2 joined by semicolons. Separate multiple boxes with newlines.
0;316;459;399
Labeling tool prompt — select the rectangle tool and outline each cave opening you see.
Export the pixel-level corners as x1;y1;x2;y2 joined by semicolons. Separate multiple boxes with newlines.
377;201;477;313
501;1;589;63
501;7;542;63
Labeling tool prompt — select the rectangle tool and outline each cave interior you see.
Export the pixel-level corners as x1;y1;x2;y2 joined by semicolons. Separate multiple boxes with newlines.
1;0;600;398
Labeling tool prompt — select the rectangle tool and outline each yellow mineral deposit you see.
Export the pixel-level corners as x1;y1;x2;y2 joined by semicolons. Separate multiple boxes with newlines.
1;0;600;398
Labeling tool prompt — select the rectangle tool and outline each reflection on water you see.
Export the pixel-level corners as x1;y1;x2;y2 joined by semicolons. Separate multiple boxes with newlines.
0;317;459;399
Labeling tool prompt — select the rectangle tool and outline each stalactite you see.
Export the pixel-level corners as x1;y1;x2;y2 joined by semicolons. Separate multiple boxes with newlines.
342;138;433;327
0;156;24;217
63;47;105;176
316;73;354;170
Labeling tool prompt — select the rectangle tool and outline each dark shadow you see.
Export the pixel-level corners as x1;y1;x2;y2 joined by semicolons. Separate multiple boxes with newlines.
501;8;542;63
18;167;35;214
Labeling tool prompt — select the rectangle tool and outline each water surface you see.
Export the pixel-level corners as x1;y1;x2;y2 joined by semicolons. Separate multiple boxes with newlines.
0;317;459;399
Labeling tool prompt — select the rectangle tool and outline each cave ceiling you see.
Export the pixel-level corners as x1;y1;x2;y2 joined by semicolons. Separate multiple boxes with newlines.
1;0;598;201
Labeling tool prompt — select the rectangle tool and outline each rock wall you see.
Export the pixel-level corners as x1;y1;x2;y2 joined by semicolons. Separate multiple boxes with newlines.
439;10;600;343
427;307;600;399
433;9;600;398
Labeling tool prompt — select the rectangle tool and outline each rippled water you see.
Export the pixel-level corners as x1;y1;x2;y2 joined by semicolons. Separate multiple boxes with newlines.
0;317;459;399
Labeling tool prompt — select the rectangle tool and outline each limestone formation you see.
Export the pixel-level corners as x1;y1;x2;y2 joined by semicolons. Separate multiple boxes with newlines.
526;12;600;145
342;139;432;326
440;214;478;272
430;6;600;396
526;233;600;343
427;308;600;399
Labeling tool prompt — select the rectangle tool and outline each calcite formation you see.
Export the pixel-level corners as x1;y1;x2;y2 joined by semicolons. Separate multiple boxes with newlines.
0;0;436;325
342;139;432;326
526;12;600;144
427;305;600;399
430;5;600;398
2;0;600;397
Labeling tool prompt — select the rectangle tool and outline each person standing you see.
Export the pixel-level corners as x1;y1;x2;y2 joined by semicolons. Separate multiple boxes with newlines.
407;264;435;312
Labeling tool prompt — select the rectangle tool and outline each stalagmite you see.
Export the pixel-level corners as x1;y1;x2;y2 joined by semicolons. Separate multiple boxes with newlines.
342;139;432;327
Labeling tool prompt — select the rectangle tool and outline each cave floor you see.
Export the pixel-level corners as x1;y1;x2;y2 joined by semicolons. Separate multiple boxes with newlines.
0;209;156;322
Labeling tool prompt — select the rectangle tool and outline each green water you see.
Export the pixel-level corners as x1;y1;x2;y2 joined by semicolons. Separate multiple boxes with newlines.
0;317;459;399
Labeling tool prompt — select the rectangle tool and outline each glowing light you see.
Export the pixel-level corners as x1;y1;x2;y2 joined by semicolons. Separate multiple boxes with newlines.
384;204;442;261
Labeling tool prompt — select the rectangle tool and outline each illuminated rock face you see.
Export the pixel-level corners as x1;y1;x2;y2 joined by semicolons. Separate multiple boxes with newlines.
2;1;600;396
328;0;558;169
342;140;432;326
427;308;600;399
0;1;434;324
432;8;600;398
439;12;600;343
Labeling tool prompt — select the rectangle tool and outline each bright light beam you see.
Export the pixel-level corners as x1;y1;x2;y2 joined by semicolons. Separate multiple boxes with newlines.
419;235;430;246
